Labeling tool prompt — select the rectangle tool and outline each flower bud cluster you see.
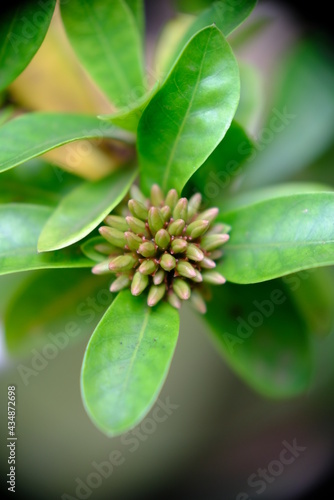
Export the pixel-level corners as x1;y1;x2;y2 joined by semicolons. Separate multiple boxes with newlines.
92;184;230;312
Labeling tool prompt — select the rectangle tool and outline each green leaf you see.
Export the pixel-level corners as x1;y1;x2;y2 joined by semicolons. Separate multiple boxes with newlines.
4;268;112;355
240;41;334;189
0;112;134;174
81;289;179;435
185;121;254;202
98;82;159;133
138;26;240;196
80;236;108;262
37;167;137;252
218;192;334;283
165;0;257;73
204;280;312;397
60;0;146;107
0;204;92;275
0;1;57;91
123;0;144;38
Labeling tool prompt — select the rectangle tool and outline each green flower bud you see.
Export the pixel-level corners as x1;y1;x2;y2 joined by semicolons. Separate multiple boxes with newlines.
124;231;142;251
185;219;210;239
176;260;197;279
150;184;164;207
196;207;219;223
99;226;126;248
92;259;113;275
94;243;119;255
110;275;131;292
130;184;147;205
138;241;156;257
173;198;188;220
128;199;149;221
147;283;166;307
168;218;185;236
170;238;187;254
148;207;164;234
173;279;191;300
165;189;178;210
189;290;207;314
202;271;226;284
201;233;229;251
186;243;204;262
160;253;176;271
192;269;203;283
209;249;223;260
187;193;202;220
153;269;165;285
109;254;137;272
126;216;150;237
104;215;129;232
167;291;182;309
155;229;170;249
206;223;226;235
138;259;157;275
160;205;172;221
201;256;216;269
131;271;149;296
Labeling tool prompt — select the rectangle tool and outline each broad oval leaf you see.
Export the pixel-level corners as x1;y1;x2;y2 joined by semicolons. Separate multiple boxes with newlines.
38;166;137;252
0;1;56;91
138;25;240;196
60;0;146;107
4;268;112;355
218;192;334;283
0;204;92;275
204;280;312;397
81;289;180;436
0;112;134;174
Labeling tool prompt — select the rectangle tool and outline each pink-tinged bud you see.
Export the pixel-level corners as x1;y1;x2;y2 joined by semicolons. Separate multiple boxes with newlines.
160;253;176;271
153;269;165;285
92;260;113;275
138;259;157;275
168;218;185;236
126;216;150;237
155;229;170;249
148;207;164;234
138;241;156;257
173;279;191;300
131;271;149;296
187;193;202;220
209;249;223;260
109;254;137;272
189;291;207;314
202;271;226;285
160;205;171;221
186;219;210;239
104;215;129;231
130;184;147;205
201;257;216;269
207;223;225;235
170;238;187;254
176;260;197;279
165;189;178;210
128;199;148;221
147;284;166;307
192;269;203;283
110;275;131;292
150;184;164;207
94;243;119;255
196;207;219;223
201;233;230;251
124;231;142;251
99;226;126;248
186;243;204;261
167;291;182;309
173;198;188;220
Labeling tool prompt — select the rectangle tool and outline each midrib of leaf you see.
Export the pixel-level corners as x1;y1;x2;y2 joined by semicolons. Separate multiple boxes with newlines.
81;0;138;100
0;8;19;64
161;30;212;192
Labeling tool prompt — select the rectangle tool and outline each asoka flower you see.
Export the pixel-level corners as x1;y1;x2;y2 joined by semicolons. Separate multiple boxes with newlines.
91;184;230;312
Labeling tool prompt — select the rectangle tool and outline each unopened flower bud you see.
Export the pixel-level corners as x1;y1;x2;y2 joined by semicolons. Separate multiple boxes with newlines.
176;260;197;279
186;243;204;261
160;253;176;271
110;275;131;292
124;231;142;251
165;189;178;210
148;207;164;234
155;229;170;249
94;242;119;255
99;226;126;248
160;205;171;221
186;219;210;239
189;290;207;314
202;271;226;284
153;269;165;285
126;216;150;237
196;207;219;223
138;259;157;275
131;271;149;296
128;199;149;221
92;259;113;275
167;291;182;309
168;218;185;236
109;254;137;272
170;238;187;253
173;279;191;300
201;233;229;251
130;184;147;205
147;283;166;307
173;198;188;220
104;215;129;231
187;193;202;220
138;241;156;257
201;256;216;269
150;184;164;206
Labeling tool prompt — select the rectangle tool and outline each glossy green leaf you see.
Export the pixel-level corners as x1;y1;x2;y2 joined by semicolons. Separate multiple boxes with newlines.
138;26;240;196
98;82;159;133
0;112;134;174
204;280;312;397
81;289;180;435
123;0;144;38
218;192;334;283
4;268;112;355
60;0;146;107
0;1;57;91
37;166;137;252
0;204;92;275
240;41;334;189
185;121;254;202
165;0;257;73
